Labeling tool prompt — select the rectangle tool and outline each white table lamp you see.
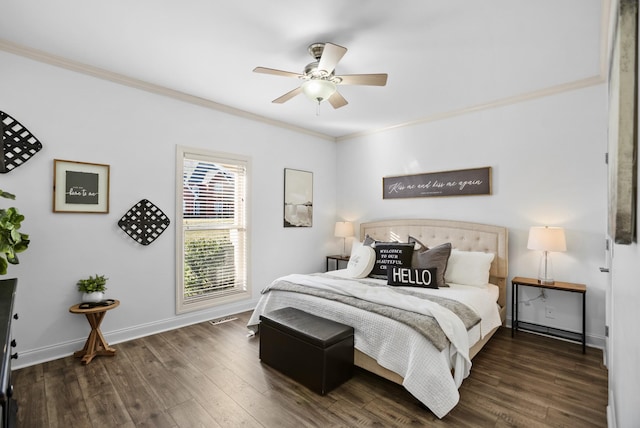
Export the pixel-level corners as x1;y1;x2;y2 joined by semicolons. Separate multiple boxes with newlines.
527;226;566;285
334;221;354;257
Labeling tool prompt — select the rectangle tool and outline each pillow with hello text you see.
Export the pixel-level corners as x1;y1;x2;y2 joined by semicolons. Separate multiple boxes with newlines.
387;266;438;289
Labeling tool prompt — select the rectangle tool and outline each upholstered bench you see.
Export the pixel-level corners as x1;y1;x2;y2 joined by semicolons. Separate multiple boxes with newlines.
259;307;354;395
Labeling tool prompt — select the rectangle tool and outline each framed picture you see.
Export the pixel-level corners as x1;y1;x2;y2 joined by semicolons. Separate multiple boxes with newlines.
284;168;313;227
53;159;110;213
383;167;492;199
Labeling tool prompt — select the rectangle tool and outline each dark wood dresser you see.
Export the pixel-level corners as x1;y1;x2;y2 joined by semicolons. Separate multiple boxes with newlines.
0;279;17;428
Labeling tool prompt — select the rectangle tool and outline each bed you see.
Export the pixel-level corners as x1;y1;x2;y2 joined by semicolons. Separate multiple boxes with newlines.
248;219;508;418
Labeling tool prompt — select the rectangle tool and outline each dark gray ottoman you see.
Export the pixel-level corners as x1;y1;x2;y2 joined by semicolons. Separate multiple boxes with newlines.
259;307;354;395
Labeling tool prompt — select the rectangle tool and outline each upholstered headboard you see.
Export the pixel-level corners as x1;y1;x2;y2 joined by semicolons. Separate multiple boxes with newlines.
360;219;509;309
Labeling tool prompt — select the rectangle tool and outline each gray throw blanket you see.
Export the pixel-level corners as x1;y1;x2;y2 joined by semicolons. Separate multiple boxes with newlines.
264;273;480;351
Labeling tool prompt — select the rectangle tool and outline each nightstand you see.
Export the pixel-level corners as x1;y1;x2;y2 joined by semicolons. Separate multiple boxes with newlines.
511;276;586;353
326;255;350;272
69;299;120;364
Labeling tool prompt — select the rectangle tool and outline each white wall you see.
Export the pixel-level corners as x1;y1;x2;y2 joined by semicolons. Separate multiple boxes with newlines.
1;42;620;418
610;241;640;427
336;84;609;347
0;50;338;367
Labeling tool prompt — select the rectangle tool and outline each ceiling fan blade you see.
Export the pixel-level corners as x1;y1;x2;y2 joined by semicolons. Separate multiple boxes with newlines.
253;67;303;79
336;74;388;86
328;91;348;109
272;87;303;104
317;43;347;75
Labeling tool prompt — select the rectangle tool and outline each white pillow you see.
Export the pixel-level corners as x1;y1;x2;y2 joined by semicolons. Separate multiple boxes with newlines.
444;249;495;286
350;240;364;256
343;243;376;278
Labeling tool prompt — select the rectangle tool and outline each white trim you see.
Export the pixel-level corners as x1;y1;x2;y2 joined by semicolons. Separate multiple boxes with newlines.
12;298;260;369
0;0;613;142
608;389;617;428
0;38;334;142
175;145;252;314
507;318;607;350
336;75;605;142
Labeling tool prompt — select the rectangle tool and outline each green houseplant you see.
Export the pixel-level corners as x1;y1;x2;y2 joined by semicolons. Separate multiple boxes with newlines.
77;274;108;302
0;189;30;275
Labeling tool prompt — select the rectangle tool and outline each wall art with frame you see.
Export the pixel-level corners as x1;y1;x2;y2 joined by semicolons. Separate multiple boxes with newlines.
283;168;313;227
383;167;492;199
53;159;110;213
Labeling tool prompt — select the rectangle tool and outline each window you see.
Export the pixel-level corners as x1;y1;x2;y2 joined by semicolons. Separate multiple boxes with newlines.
176;146;250;313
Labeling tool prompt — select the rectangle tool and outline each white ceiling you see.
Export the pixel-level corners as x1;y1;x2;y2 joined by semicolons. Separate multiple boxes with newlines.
0;0;608;140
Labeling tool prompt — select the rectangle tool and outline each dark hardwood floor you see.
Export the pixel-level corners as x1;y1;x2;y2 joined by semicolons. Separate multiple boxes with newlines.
12;311;608;427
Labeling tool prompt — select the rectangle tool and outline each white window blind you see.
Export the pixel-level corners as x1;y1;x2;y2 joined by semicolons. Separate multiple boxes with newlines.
176;147;250;313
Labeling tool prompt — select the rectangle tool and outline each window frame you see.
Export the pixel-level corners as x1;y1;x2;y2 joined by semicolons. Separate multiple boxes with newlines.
175;145;251;314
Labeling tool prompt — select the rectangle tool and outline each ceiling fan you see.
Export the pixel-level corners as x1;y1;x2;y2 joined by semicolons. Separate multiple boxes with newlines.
253;42;388;109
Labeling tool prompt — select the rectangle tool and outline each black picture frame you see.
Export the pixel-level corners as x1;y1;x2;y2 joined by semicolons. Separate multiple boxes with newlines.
53;159;110;213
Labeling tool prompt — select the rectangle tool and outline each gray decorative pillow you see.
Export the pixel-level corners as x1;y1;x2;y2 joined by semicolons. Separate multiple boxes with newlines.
408;235;428;266
413;242;452;288
363;234;376;247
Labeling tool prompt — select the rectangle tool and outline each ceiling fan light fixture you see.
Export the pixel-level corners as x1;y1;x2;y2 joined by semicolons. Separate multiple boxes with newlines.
254;42;386;110
301;79;336;104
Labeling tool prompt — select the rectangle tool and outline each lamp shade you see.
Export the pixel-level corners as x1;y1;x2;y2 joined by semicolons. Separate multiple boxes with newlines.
527;226;566;252
334;221;354;238
302;79;336;103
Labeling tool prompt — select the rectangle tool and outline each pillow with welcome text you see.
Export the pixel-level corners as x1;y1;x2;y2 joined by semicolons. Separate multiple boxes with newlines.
369;242;414;279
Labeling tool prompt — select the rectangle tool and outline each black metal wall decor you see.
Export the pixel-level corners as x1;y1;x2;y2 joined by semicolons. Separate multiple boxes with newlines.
1;111;43;173
118;199;171;246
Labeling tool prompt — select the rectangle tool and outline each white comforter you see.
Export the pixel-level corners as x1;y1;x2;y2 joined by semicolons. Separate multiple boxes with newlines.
247;272;502;418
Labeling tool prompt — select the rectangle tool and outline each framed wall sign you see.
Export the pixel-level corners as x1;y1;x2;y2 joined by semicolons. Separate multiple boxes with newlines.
383;167;492;199
53;159;110;213
283;168;313;227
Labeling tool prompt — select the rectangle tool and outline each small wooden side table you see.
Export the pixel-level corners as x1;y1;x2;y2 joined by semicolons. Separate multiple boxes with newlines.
69;299;120;364
326;255;350;272
511;277;586;353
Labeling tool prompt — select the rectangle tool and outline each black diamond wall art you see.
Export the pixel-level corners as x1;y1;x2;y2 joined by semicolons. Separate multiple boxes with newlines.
118;199;171;246
1;110;43;173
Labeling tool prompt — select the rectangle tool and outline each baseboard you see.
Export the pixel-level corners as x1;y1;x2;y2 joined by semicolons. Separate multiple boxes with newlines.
608;389;616;428
12;299;259;369
506;318;606;350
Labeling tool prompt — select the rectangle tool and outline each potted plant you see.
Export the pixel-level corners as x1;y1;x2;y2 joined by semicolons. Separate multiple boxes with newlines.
77;274;108;302
0;189;29;275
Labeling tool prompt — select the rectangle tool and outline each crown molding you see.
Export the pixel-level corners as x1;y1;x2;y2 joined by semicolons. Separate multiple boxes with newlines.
336;74;606;142
1;0;612;145
0;38;335;142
